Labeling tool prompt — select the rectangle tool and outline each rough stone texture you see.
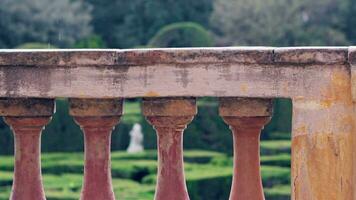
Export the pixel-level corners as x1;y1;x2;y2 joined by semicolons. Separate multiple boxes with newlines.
223;117;271;200
143;98;197;200
350;46;356;200
0;98;54;116
143;97;196;117
4;117;52;200
0;47;352;99
69;99;123;200
219;98;272;200
74;117;120;200
0;98;54;200
291;62;354;200
350;47;356;65
0;47;356;200
274;47;348;64
349;47;356;102
0;47;273;66
219;97;273;117
69;98;123;116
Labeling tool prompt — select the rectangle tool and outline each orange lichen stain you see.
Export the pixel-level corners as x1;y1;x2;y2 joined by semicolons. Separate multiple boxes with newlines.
240;84;248;93
292;133;353;200
322;70;352;104
339;115;354;131
319;100;333;108
293;125;307;136
294;96;305;101
144;91;160;97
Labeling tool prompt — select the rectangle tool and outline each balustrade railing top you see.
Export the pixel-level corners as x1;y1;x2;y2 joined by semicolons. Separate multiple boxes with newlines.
1;46;356;200
0;47;354;99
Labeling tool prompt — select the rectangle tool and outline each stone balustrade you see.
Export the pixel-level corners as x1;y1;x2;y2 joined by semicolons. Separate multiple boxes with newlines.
0;47;356;200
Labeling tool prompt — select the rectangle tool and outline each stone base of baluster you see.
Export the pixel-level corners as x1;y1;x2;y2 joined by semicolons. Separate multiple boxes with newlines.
143;98;196;200
219;98;273;200
69;98;122;200
0;98;55;200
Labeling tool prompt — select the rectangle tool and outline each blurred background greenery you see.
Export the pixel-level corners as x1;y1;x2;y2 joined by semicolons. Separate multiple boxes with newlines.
0;0;355;199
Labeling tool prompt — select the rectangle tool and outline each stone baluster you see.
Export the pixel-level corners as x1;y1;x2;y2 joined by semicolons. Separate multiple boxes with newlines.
69;98;123;200
142;98;197;200
219;98;273;200
0;98;55;200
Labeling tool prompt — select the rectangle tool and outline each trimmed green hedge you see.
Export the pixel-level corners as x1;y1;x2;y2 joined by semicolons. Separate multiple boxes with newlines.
0;148;291;200
148;22;213;47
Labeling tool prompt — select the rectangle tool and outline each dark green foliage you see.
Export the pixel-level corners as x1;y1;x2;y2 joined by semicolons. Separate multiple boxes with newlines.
185;102;233;154
16;43;57;49
74;35;106;48
343;0;356;43
0;119;12;155
148;22;213;47
260;141;291;155
42;99;84;153
187;176;231;200
261;154;291;167
0;0;92;48
263;99;292;140
211;0;350;46
87;0;213;48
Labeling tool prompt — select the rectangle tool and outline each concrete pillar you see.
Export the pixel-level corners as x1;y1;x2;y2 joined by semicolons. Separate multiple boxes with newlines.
350;47;356;200
0;98;55;200
143;98;197;200
69;98;123;200
219;98;273;200
292;65;354;199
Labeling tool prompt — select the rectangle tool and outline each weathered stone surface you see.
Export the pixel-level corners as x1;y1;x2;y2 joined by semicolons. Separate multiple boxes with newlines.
69;99;122;200
349;47;356;65
274;47;348;64
74;116;120;200
69;98;123;117
0;47;273;66
0;98;54;116
142;97;196;117
0;47;354;200
143;98;196;200
0;47;352;99
349;47;356;102
1;98;54;200
5;117;52;200
292;75;354;200
219;97;273;117
224;117;271;200
219;98;272;200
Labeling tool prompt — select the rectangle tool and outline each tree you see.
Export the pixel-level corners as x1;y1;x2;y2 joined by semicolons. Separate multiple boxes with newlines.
87;0;213;48
148;22;213;47
210;0;349;46
342;0;356;44
0;0;92;48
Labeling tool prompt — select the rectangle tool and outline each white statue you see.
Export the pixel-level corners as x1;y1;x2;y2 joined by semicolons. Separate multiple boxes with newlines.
127;123;144;153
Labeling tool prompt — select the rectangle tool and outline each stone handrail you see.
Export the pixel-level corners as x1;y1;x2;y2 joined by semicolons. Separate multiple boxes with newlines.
0;46;355;200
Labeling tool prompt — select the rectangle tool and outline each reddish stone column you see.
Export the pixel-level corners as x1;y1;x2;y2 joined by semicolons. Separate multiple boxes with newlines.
69;98;123;200
0;98;55;200
143;98;197;200
219;98;273;200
